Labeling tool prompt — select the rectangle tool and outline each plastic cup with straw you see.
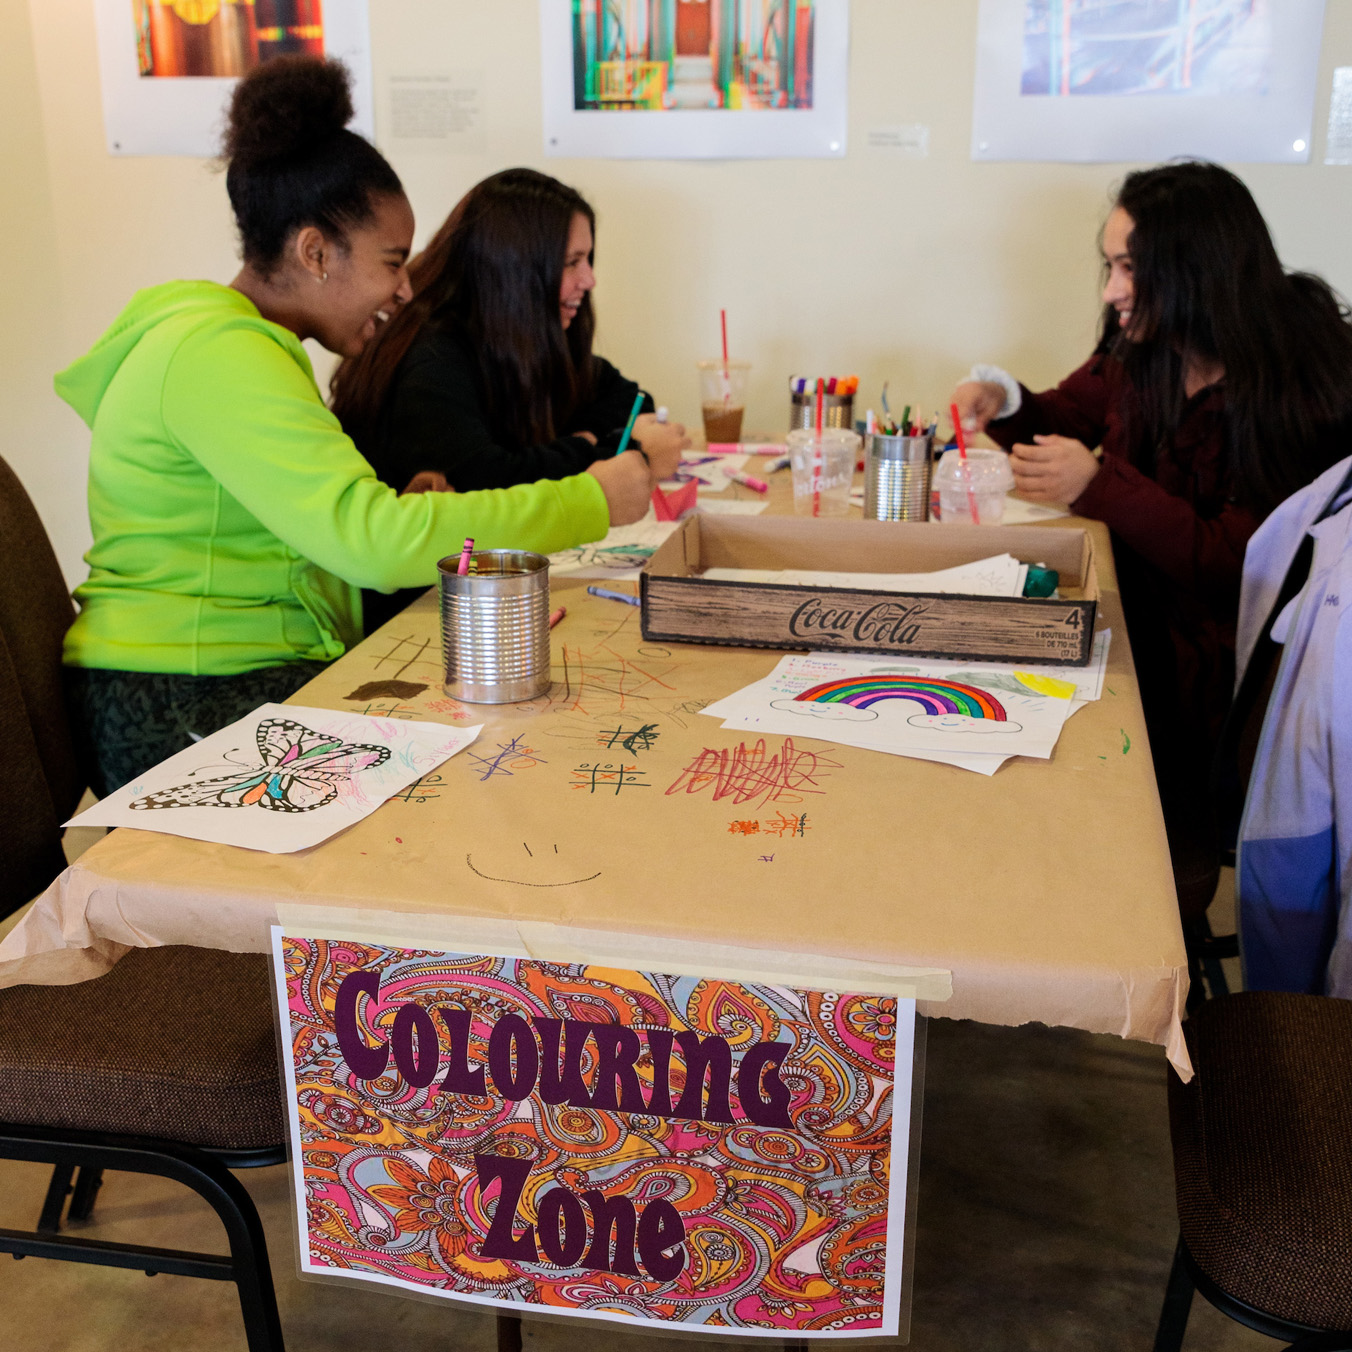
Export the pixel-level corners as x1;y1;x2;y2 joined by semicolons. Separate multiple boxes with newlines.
949;402;982;525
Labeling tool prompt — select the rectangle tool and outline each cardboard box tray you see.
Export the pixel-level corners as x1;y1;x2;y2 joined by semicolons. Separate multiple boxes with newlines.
639;515;1099;665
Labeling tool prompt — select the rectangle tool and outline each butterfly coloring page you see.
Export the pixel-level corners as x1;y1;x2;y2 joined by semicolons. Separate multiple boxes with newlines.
69;705;482;854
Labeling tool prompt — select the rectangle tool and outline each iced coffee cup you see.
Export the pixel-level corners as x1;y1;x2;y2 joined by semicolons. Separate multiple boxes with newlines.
698;360;750;445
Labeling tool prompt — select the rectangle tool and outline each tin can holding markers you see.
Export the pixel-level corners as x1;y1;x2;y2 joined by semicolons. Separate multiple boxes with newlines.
438;549;551;703
790;389;854;432
864;433;933;522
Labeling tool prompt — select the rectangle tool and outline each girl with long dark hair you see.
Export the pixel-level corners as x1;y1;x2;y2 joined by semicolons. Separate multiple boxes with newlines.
330;167;687;496
58;59;665;797
953;160;1352;913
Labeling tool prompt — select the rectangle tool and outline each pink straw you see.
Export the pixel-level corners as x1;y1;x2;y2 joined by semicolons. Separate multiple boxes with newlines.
949;403;981;526
813;377;825;517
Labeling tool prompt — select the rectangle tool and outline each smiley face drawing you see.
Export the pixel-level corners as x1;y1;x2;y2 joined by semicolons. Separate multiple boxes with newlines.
465;842;601;888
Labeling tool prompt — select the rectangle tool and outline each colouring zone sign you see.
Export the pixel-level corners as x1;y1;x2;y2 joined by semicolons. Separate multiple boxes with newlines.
272;935;915;1337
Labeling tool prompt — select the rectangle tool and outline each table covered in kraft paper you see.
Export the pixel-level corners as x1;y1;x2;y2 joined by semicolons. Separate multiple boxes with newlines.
2;511;1189;1076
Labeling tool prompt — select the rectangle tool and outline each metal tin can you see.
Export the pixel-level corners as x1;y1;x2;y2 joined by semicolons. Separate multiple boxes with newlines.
790;391;855;432
437;550;551;704
863;434;933;522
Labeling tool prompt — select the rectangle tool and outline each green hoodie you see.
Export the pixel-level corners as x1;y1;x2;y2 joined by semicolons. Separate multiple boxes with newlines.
56;281;609;675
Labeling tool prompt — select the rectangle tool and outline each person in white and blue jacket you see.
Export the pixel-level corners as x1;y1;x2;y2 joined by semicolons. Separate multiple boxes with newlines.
1234;455;1352;993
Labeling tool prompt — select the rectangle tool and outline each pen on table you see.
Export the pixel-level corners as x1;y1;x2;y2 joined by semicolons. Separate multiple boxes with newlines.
727;469;768;493
548;606;567;629
764;455;791;473
707;442;787;454
456;537;474;576
587;585;640;607
616;391;646;455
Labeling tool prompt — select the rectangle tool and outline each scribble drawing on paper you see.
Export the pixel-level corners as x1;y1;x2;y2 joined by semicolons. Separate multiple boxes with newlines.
666;737;841;807
597;722;661;754
1021;0;1272;98
466;736;548;783
130;719;390;814
570;762;650;795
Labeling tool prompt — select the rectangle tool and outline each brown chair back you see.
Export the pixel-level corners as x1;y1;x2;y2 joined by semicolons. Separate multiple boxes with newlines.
0;455;84;917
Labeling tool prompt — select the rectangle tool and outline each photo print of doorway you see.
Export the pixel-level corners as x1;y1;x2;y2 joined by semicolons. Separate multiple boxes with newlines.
571;0;815;111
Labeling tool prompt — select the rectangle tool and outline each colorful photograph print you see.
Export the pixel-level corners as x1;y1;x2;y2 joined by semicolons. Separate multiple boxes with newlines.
573;0;816;111
275;937;912;1336
1020;0;1272;98
133;0;324;78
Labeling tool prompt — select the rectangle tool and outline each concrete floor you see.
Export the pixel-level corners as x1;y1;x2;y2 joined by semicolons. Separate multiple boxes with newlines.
0;828;1267;1351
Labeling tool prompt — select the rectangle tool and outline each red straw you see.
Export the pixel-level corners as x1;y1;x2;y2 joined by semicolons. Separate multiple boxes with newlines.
949;402;981;526
813;377;825;517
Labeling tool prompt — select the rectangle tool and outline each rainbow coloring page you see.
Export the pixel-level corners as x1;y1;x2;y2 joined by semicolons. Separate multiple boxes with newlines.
67;705;482;853
703;651;1082;763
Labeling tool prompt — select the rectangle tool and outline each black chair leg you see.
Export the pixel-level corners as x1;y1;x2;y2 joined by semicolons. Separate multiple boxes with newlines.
175;1151;285;1352
37;1163;75;1233
1154;1237;1196;1352
68;1166;103;1222
497;1313;522;1352
0;1128;285;1352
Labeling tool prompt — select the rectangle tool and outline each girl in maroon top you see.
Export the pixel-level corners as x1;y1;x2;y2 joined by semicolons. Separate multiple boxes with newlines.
955;161;1352;913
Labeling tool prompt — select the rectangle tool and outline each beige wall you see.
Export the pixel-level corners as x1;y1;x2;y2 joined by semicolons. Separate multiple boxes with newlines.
8;0;1352;585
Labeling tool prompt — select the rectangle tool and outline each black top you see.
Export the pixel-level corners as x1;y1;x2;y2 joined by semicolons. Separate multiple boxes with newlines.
350;323;653;634
352;323;654;493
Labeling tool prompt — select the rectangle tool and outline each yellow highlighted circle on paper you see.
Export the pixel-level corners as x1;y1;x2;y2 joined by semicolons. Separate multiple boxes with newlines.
1015;672;1077;700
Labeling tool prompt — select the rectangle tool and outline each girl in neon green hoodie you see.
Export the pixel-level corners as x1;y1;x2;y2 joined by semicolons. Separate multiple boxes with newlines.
58;56;665;796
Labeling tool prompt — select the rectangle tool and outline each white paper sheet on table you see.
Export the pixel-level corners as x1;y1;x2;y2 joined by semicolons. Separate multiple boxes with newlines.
999;495;1071;526
663;453;749;494
547;517;681;579
702;553;1029;597
702;651;1077;760
66;705;482;853
702;632;1111;776
695;499;769;516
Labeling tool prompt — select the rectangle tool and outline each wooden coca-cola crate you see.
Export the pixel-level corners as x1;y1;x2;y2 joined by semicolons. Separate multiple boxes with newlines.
639;516;1098;665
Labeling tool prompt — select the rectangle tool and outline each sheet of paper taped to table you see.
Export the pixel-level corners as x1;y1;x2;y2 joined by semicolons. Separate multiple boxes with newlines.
0;520;1189;1079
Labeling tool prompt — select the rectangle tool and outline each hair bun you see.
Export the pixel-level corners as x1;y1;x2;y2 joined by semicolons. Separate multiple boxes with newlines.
224;55;354;168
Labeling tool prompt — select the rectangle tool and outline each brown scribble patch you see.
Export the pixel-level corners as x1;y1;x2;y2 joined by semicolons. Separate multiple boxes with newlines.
344;680;429;701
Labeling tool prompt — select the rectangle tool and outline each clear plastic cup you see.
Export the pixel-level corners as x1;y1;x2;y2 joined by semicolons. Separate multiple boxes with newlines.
788;428;861;517
698;360;750;444
934;447;1015;525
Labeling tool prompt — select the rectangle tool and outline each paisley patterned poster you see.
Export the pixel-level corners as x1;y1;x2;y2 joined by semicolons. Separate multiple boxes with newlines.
272;934;915;1337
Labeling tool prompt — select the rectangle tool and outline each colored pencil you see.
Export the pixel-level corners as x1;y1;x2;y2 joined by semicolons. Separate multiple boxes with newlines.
587;585;640;607
616;391;645;455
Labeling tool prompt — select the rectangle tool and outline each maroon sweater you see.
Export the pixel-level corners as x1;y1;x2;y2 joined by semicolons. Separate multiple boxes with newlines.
986;351;1259;762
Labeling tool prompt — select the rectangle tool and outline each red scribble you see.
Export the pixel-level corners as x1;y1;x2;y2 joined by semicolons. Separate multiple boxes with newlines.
556;643;680;717
666;738;841;808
